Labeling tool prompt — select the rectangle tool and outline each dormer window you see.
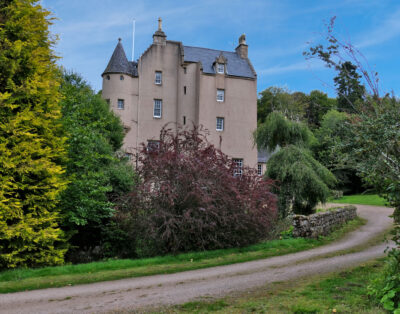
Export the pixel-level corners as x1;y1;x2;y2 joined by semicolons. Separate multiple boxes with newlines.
217;63;224;74
155;71;162;85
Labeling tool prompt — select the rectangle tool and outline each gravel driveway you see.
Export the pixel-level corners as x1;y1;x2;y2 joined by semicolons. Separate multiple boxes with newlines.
0;204;394;314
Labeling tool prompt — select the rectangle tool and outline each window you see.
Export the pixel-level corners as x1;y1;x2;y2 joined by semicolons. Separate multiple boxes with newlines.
184;86;187;94
106;75;110;80
117;99;124;110
120;75;124;80
105;99;110;105
183;67;187;74
147;140;160;152
216;117;224;131
217;63;224;74
153;99;162;118
217;89;224;102
257;163;263;176
125;153;132;160
183;116;186;125
233;159;243;177
155;71;162;85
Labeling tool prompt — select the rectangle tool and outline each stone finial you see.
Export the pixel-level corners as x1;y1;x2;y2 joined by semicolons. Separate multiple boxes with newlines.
118;37;122;42
158;17;162;31
153;17;166;45
239;34;246;45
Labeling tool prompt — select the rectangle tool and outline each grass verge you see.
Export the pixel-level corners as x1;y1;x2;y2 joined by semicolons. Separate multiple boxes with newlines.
329;194;388;206
0;218;365;294
166;258;385;313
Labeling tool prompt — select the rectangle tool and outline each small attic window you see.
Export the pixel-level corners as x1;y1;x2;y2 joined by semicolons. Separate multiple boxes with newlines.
106;75;110;80
217;63;224;74
120;75;124;80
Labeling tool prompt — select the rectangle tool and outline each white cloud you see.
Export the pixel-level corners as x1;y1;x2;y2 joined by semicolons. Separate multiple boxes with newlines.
258;60;325;75
357;8;400;48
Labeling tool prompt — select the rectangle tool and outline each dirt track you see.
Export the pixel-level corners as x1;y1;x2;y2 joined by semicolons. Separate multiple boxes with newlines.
0;204;394;314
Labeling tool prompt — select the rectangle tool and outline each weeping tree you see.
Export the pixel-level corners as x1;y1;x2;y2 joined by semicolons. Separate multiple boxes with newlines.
255;112;336;216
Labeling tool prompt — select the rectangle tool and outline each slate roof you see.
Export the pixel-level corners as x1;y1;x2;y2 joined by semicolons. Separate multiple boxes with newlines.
103;40;138;77
183;46;256;79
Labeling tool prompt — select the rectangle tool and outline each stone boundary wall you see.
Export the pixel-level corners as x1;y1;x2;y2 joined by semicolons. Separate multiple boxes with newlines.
292;205;357;238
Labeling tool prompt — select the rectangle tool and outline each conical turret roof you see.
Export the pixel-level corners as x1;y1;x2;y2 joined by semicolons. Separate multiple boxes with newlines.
102;38;137;77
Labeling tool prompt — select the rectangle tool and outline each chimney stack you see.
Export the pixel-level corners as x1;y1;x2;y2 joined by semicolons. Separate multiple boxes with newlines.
235;34;248;59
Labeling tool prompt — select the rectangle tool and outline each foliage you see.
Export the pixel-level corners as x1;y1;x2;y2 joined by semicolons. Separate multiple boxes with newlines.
305;16;400;312
257;86;308;123
0;0;68;268
369;253;400;313
334;61;366;113
266;145;336;215
255;112;336;216
59;71;135;259
257;86;336;128
305;90;337;128
312;109;364;194
116;126;278;257
255;112;314;151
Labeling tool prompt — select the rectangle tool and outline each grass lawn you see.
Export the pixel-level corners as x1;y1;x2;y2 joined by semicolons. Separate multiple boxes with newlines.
0;218;366;294
329;194;388;207
166;259;385;313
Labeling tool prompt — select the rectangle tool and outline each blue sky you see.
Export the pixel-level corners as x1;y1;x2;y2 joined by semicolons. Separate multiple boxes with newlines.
43;0;400;97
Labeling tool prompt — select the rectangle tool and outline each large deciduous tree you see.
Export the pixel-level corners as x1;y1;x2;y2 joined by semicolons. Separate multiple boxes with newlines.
59;72;135;261
0;0;67;268
312;109;365;194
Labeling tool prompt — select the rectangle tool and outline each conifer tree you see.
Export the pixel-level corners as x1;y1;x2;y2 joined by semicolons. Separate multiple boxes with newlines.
0;0;67;268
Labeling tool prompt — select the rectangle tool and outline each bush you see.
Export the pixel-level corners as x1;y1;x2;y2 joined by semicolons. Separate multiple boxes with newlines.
368;252;400;313
114;126;278;257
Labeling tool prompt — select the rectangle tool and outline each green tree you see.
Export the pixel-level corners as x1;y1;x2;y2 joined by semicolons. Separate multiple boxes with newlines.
255;112;336;216
257;87;307;123
312;110;365;194
305;90;336;128
334;61;365;113
59;71;135;260
0;0;67;268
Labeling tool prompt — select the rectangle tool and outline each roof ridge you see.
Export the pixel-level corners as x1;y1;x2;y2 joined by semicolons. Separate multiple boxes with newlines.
183;45;236;54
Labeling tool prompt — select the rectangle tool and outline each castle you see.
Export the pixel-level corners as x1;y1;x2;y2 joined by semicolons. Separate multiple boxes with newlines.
101;18;261;172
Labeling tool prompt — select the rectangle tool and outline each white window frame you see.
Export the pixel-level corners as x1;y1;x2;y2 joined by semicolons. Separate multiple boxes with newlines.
155;71;162;85
153;99;162;118
217;89;225;102
257;163;263;176
117;99;124;110
217;63;224;74
233;158;243;177
216;117;224;131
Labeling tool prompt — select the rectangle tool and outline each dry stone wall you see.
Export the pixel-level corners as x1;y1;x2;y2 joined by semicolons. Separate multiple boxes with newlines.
292;205;357;238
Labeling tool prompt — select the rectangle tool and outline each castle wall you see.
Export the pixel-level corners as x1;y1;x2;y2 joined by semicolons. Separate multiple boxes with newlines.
102;73;138;153
136;42;180;146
